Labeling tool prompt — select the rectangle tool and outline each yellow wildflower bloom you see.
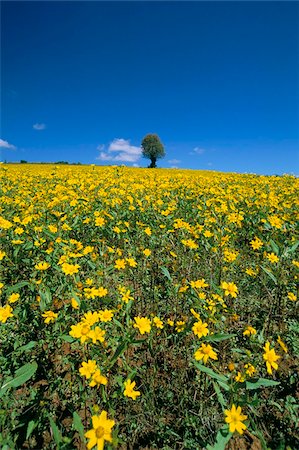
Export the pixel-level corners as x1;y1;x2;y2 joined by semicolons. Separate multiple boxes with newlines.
224;404;247;434
123;379;141;400
85;410;115;450
194;343;218;364
263;341;280;375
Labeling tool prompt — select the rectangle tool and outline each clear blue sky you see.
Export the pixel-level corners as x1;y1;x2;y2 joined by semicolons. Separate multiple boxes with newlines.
1;1;299;174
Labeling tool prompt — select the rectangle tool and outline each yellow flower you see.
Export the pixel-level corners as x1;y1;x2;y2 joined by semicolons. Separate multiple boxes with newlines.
194;343;218;364
277;336;288;353
126;257;137;268
243;326;257;337
266;252;279;264
133;317;151;334
190;278;208;289
144;227;152;236
244;363;256;377
89;369;108;387
79;360;97;379
8;293;20;303
167;319;174;326
35;261;50;271
88;327;106;344
192;319;209;338
263;341;280;375
61;262;80;275
95;217;105;227
143;249;151;257
250;237;263;250
71;297;79;309
123;379;141;400
224;404;247;434
0;304;13;323
287;292;297;302
82;311;99;326
221;281;238;298
235;371;245;382
85;410;115;450
114;259;126;270
0;250;6;260
69;322;91;343
42;311;58;324
98;310;114;322
175;320;186;332
153;316;164;329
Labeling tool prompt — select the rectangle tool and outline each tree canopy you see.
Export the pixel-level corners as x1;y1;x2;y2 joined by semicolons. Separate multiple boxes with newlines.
141;134;165;168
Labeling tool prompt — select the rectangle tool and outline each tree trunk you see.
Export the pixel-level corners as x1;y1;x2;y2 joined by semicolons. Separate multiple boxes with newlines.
149;156;157;168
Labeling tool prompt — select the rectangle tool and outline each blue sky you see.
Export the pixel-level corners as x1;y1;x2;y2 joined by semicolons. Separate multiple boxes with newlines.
1;1;299;174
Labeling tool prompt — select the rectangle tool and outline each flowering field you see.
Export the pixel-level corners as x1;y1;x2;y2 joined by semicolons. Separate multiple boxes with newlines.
0;164;298;450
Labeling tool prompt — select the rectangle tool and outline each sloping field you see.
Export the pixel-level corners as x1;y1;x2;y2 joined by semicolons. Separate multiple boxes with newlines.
0;164;298;449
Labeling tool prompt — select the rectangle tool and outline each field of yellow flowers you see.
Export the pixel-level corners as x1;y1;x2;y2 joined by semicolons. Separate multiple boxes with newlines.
0;164;298;450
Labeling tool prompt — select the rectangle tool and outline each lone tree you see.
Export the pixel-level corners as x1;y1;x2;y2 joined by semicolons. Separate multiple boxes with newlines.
141;134;165;168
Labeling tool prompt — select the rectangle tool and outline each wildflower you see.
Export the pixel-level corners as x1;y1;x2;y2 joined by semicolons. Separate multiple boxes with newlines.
175;320;186;332
0;304;13;323
85;410;115;450
143;249;151;257
194;343;218;364
95;217;105;227
277;336;288;353
61;262;80;275
224;404;247;434
98;310;114;322
190;308;200;320
42;311;58;324
123;379;141;400
235;372;245;382
126;257;137;268
190;279;208;289
79;360;97;379
192;319;209;338
89;369;108;387
134;317;151;334
82;311;99;326
69;322;91;343
243;326;257;337
250;237;263;250
263;341;280;375
88;327;106;344
35;261;50;271
8;293;20;303
0;250;6;260
71;297;79;309
144;227;152;236
287;292;297;302
114;259;126;270
153;316;163;329
244;363;256;377
266;253;279;264
221;281;238;298
167;319;174;326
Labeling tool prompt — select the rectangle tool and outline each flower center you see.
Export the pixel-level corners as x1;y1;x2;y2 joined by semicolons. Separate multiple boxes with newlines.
81;325;90;335
95;426;105;438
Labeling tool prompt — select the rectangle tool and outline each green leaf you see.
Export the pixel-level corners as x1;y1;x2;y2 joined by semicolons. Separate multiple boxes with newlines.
6;281;32;293
0;362;38;395
17;341;37;353
26;420;37;440
108;340;128;368
204;333;236;343
193;362;229;390
206;426;232;450
49;415;63;446
269;239;279;255
161;266;172;281
61;334;75;343
260;266;277;284
73;412;85;442
245;378;280;390
213;381;227;410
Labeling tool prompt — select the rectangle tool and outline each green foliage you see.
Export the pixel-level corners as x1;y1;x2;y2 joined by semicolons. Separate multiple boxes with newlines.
141;133;165;168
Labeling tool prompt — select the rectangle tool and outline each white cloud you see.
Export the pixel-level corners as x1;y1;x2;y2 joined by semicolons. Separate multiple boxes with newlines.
96;138;142;163
168;159;181;164
0;139;16;149
193;147;205;155
33;123;46;130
